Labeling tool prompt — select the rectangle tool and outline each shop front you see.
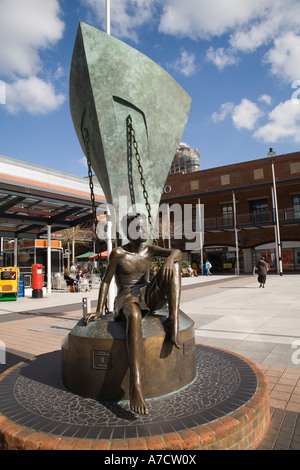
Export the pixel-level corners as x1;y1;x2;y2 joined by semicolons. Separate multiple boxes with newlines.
190;246;242;274
254;241;300;272
2;239;64;287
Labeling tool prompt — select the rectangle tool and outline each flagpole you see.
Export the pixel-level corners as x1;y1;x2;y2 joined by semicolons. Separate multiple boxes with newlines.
106;0;111;35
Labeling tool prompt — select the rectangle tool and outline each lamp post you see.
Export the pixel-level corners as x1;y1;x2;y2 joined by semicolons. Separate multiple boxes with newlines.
267;148;283;276
232;191;240;275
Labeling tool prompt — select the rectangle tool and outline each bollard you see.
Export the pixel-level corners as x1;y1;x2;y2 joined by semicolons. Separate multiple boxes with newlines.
82;297;91;320
0;340;5;365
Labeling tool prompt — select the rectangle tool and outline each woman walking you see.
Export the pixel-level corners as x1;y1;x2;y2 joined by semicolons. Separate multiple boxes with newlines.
255;257;269;288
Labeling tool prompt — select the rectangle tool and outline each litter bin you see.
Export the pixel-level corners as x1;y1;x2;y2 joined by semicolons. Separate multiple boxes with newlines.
32;264;43;298
18;274;25;298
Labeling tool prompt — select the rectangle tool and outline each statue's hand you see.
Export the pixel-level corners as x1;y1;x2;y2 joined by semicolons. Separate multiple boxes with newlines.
161;258;175;283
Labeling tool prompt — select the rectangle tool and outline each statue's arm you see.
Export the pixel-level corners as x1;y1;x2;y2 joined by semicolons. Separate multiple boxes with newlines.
149;246;182;282
150;246;182;262
96;248;122;315
84;248;121;324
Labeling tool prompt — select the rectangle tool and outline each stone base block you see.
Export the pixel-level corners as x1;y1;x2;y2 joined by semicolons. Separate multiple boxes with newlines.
61;309;196;400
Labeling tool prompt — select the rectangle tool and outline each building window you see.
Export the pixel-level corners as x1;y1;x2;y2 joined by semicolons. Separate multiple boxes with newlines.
250;199;269;223
293;195;300;219
221;174;230;185
290;162;300;174
222;204;233;226
253;168;264;180
190;180;199;191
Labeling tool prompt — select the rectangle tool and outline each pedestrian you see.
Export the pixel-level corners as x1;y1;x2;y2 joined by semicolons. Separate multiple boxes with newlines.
255;257;269;288
87;261;93;279
70;263;76;273
75;270;83;292
205;259;212;276
188;264;198;277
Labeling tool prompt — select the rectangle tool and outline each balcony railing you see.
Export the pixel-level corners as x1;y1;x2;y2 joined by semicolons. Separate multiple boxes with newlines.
201;207;300;231
160;207;300;237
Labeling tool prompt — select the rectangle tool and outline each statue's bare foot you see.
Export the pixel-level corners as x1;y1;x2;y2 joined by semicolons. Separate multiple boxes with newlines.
130;384;149;415
164;318;181;349
83;313;95;325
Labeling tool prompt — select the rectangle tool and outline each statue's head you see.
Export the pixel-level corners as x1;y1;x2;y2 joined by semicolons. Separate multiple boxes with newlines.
122;213;148;242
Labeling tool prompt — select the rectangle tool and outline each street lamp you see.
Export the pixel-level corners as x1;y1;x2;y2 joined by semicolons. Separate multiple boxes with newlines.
232;191;239;275
267;148;283;275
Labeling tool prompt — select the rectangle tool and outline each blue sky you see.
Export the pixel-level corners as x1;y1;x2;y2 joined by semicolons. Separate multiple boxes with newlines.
1;0;300;177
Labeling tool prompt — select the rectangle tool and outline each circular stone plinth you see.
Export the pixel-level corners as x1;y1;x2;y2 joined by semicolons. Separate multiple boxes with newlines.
62;310;196;400
0;345;270;450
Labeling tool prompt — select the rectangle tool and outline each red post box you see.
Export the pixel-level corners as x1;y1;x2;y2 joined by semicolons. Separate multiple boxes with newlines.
32;264;43;298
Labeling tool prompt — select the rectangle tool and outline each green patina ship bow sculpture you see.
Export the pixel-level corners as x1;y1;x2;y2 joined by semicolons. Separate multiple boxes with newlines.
69;22;191;239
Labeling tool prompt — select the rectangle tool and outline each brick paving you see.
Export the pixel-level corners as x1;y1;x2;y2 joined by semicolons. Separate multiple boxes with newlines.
257;365;300;449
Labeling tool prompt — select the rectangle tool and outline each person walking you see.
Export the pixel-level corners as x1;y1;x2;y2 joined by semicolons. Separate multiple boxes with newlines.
87;261;93;279
205;259;212;276
255;257;269;288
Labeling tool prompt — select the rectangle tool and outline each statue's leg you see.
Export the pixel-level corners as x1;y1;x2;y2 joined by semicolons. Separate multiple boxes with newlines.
163;262;181;348
122;302;149;415
146;261;181;348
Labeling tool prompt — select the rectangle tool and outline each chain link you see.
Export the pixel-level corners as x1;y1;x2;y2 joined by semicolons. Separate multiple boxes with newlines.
82;127;98;235
127;115;157;244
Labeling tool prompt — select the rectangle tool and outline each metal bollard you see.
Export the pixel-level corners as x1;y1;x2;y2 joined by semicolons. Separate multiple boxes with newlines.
82;297;91;319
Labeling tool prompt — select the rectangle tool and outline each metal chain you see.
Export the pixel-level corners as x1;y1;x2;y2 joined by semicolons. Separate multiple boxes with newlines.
127;115;157;244
82;127;98;234
126;117;136;210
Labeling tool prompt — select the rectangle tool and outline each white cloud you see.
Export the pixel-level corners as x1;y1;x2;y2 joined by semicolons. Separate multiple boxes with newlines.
206;47;238;70
158;0;300;83
264;32;300;83
158;0;264;40
80;0;300;84
0;0;64;79
79;156;88;167
0;0;65;115
6;77;65;115
212;102;235;123
229;0;300;53
232;99;264;130
213;95;300;142
212;99;264;130
170;50;196;77
254;100;300;143
259;94;272;105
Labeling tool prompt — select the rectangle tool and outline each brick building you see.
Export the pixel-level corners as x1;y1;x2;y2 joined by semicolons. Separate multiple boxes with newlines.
161;151;300;273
